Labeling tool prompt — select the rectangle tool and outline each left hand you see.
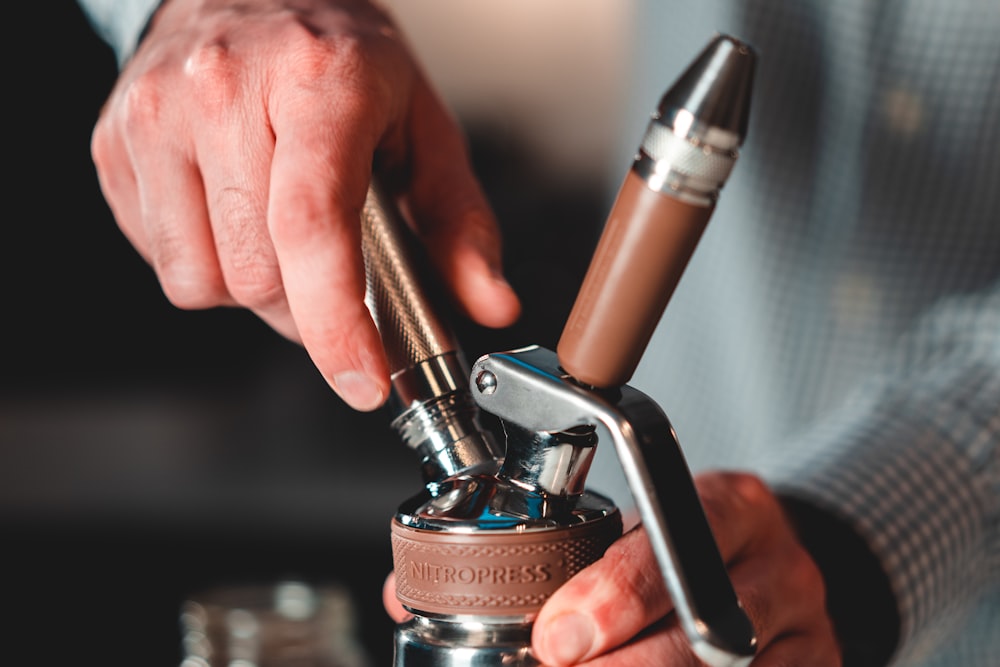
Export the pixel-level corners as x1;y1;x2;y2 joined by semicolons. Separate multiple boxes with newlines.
530;471;841;666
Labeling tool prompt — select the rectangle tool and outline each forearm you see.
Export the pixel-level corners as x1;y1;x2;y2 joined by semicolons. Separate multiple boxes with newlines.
768;281;1000;664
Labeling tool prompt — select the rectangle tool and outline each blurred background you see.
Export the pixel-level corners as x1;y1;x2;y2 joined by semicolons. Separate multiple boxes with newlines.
4;2;653;665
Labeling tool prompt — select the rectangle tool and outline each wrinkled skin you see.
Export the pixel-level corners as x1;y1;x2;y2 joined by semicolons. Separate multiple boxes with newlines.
384;471;842;666
91;0;520;411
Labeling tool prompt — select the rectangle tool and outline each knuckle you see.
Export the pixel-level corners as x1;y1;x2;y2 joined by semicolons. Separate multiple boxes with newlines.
224;260;284;310
122;68;169;129
600;530;665;604
729;472;776;511
211;187;284;309
161;283;221;311
600;546;642;596
90;120;115;170
183;41;240;115
287;27;344;82
269;189;340;246
701;472;776;524
213;184;264;224
279;18;397;105
159;269;226;311
329;34;383;89
152;235;225;310
265;15;359;83
300;322;364;378
90;124;131;197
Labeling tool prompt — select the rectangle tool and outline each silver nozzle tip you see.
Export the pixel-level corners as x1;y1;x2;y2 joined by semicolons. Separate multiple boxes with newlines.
658;33;757;145
635;33;757;203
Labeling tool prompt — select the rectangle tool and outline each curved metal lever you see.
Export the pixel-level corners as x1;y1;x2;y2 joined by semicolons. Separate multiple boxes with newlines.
470;345;757;667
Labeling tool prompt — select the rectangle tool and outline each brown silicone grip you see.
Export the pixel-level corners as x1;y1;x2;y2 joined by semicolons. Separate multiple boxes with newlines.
391;512;622;617
557;171;713;388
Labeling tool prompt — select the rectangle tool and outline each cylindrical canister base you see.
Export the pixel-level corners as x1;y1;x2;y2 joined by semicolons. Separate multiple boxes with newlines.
391;513;621;617
394;616;538;667
390;504;622;666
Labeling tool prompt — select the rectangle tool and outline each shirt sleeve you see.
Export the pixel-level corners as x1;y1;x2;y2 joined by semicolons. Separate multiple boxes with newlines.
75;0;163;67
768;279;1000;663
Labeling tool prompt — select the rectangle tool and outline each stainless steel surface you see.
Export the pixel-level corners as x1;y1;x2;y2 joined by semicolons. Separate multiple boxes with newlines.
498;423;597;498
471;347;757;667
395;465;617;534
375;31;758;667
361;182;500;483
634;33;756;204
394;617;537;667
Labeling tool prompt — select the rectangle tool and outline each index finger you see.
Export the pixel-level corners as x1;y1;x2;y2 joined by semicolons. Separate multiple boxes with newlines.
267;90;390;411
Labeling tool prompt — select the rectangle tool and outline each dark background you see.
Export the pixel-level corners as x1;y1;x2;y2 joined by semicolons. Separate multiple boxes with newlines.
4;4;605;665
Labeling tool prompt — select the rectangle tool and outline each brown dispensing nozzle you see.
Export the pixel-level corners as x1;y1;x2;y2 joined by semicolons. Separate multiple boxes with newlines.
368;33;758;667
558;33;755;389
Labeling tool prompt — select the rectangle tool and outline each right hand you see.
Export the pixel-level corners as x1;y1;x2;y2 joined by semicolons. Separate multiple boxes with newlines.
382;472;840;665
91;0;521;410
531;472;841;666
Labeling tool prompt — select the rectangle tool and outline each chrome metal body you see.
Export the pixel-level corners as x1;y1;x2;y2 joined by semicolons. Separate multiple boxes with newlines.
390;415;620;666
362;32;758;667
393;617;537;667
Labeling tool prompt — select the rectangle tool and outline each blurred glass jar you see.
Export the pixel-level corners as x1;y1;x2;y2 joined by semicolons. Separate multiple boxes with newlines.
180;579;371;667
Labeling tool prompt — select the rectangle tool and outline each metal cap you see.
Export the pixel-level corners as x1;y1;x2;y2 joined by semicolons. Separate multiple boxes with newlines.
635;33;757;203
659;33;756;144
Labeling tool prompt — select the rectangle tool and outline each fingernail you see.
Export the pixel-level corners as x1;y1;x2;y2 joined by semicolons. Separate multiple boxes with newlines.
491;271;513;290
479;254;513;292
540;612;594;665
332;370;385;411
461;214;507;281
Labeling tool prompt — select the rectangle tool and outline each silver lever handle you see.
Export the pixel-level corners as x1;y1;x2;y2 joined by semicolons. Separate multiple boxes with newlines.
471;346;757;667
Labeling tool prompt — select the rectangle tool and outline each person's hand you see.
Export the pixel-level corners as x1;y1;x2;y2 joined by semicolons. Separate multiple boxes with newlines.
531;471;841;665
91;0;521;411
381;471;839;665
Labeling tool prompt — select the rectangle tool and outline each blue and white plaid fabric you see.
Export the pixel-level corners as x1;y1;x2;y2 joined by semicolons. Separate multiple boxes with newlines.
76;0;160;67
588;1;1000;665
